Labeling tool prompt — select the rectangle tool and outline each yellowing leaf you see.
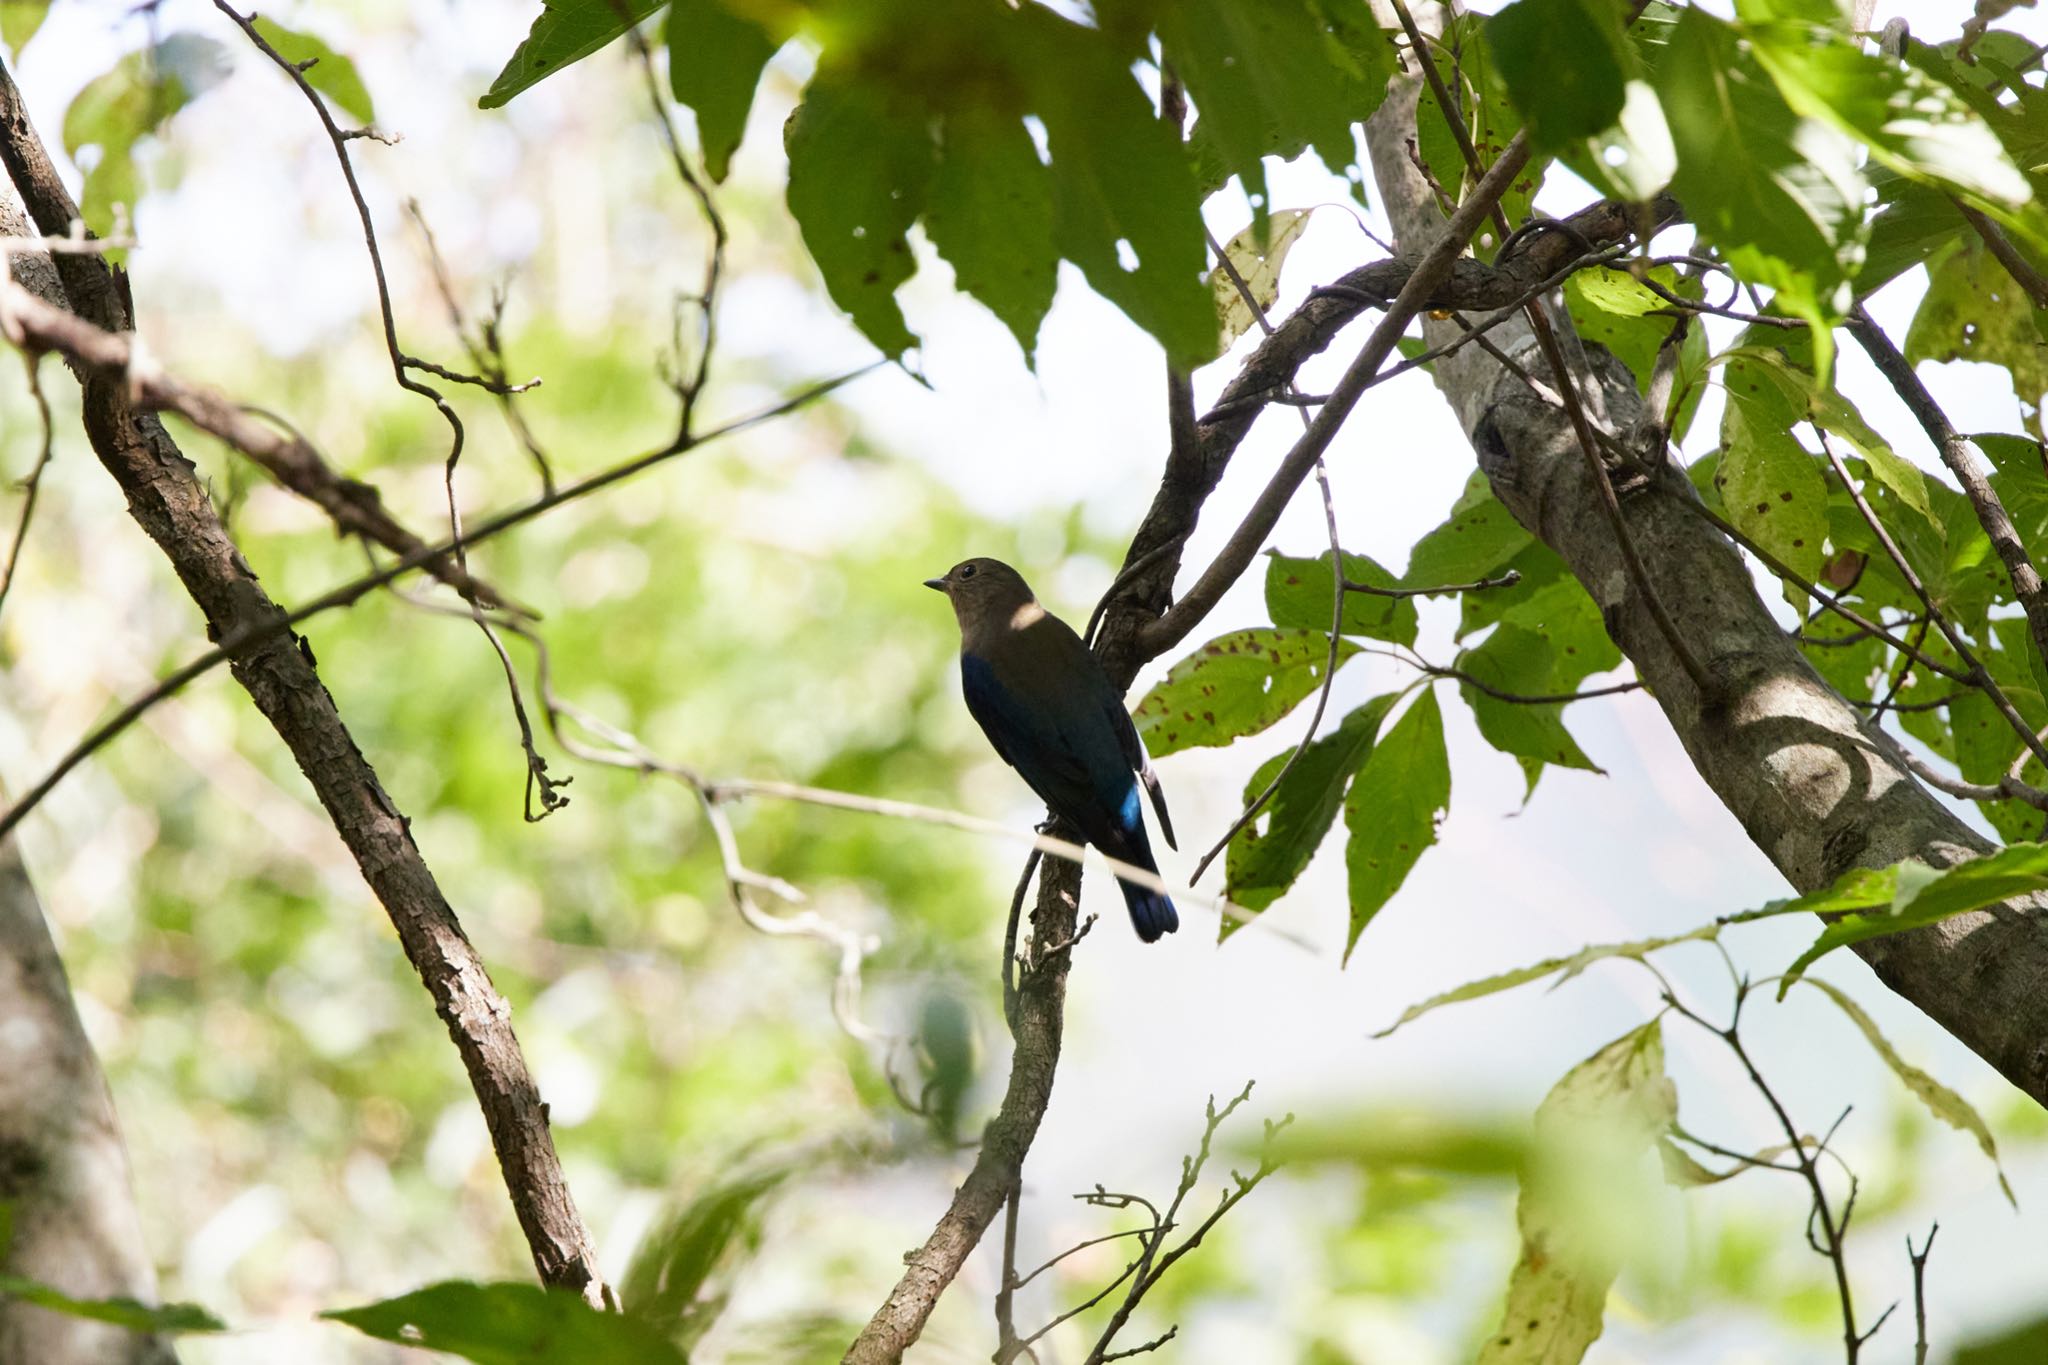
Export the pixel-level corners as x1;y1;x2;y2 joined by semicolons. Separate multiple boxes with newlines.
1209;208;1313;349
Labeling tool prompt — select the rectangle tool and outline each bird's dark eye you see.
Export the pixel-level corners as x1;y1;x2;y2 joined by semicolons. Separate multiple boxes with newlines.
959;564;978;580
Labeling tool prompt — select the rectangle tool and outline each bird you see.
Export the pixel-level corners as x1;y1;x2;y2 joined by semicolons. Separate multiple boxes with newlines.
925;557;1179;942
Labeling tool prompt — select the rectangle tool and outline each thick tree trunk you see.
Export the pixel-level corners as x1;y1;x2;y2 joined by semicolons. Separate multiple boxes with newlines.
0;829;175;1365
1363;11;2048;1106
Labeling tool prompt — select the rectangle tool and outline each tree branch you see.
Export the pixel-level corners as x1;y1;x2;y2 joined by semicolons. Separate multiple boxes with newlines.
1847;305;2048;676
0;278;525;612
0;55;610;1306
1358;35;2048;1108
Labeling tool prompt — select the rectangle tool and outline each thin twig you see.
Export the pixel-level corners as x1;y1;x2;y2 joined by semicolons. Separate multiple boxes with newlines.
0;365;882;846
0;349;53;621
1849;306;2048;679
1813;425;2048;775
1908;1224;1937;1365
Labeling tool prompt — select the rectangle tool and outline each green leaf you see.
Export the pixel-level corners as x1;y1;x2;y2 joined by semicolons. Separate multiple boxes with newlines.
1225;694;1399;923
621;1160;797;1348
926;107;1057;362
1800;978;2014;1205
1486;0;1633;152
0;1275;224;1335
1810;386;1935;526
1564;265;1709;440
665;0;779;182
1454;614;1617;793
1569;77;1678;202
1374;924;1721;1038
1342;688;1449;960
1907;236;2048;438
250;17;375;123
62;35;233;236
1264;548;1417;645
1160;0;1387;224
327;1282;688;1364
1717;353;1830;591
784;72;935;361
1750;17;2031;208
1656;8;1863;324
1135;629;1360;757
1861;174;1968;294
1415;15;1545;259
1274;1108;1528;1175
1779;843;2048;993
1976;433;2048;547
1;1;51;55
1211;208;1314;351
1020;5;1213;366
1477;1022;1675;1365
1403;472;1533;588
481;0;662;109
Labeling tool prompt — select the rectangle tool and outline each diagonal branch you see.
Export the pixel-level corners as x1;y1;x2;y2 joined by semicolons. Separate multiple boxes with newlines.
1847;305;2048;676
0;54;611;1306
0;278;526;612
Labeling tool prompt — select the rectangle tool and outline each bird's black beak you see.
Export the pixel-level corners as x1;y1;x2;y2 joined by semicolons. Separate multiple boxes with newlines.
922;577;947;592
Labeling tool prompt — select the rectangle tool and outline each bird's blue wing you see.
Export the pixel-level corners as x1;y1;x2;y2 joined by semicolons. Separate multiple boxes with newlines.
961;653;1096;819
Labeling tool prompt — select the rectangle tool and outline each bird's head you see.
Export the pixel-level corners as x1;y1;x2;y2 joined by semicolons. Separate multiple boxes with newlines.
924;557;1041;637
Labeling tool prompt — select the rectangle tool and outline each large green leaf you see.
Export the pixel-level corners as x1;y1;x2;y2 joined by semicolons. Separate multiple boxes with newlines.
481;0;663;109
1019;5;1214;366
250;17;375;123
1135;629;1360;757
1265;548;1417;645
665;0;780;182
1224;694;1400;923
1907;237;2048;437
327;1282;687;1364
1486;0;1633;153
1477;1022;1675;1365
1656;8;1863;334
1778;842;2048;992
1750;15;2030;208
925;107;1058;362
0;1;49;54
1454;595;1620;793
1160;0;1388;226
1343;688;1449;959
61;35;233;235
783;72;936;361
1717;351;1830;592
1403;472;1533;589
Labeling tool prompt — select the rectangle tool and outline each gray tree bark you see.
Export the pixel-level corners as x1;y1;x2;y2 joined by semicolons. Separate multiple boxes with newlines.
1364;8;2048;1106
0;831;174;1365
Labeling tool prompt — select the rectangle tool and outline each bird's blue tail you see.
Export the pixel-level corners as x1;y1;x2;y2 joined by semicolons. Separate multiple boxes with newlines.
1118;878;1179;943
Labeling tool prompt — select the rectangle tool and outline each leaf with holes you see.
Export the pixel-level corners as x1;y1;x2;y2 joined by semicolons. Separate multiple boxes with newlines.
784;71;936;361
1135;629;1360;758
1211;208;1314;350
1717;353;1829;594
1477;1021;1675;1365
926;107;1058;363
